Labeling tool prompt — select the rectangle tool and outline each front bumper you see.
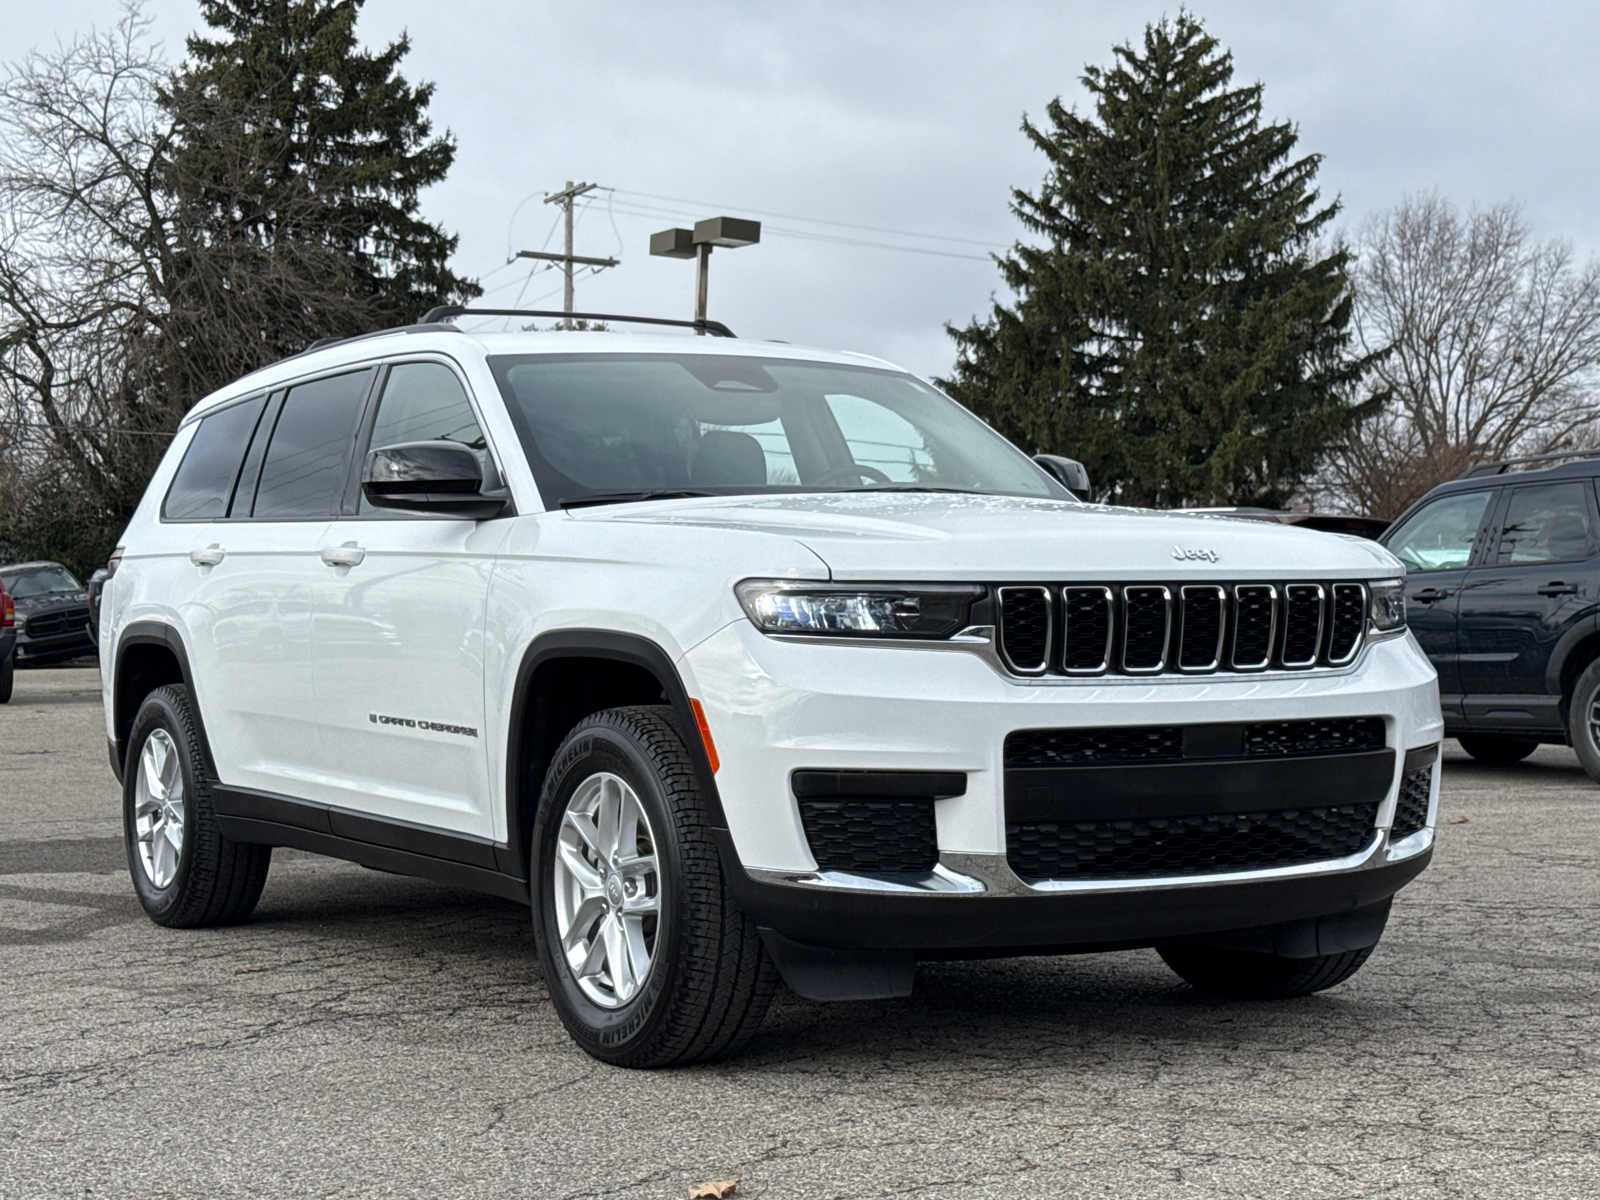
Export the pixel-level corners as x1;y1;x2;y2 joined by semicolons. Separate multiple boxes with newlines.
681;620;1442;966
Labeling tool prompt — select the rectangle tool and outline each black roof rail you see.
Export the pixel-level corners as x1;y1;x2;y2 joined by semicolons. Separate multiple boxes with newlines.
1458;448;1600;478
419;306;737;338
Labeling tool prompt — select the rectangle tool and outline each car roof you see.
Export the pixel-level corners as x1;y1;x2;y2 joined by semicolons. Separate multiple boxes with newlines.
182;326;910;425
0;561;65;574
1419;456;1600;501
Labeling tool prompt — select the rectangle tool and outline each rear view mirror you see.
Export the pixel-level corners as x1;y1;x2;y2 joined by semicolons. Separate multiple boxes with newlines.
1033;454;1091;500
362;441;510;519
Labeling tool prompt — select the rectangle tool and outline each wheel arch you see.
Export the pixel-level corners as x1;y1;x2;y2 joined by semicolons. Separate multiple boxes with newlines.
503;630;728;883
1548;613;1600;728
112;622;210;784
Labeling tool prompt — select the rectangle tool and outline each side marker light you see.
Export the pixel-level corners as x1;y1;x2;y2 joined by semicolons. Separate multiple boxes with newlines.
688;698;720;774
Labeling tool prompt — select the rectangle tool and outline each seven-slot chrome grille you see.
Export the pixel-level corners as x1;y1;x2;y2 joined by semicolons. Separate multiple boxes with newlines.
996;581;1369;678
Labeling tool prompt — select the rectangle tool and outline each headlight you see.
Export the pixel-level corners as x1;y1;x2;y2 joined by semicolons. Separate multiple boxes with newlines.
1368;579;1406;638
735;580;982;638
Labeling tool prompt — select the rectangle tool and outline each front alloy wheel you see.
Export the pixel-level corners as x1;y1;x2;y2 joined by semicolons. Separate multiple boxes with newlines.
133;728;187;888
553;771;661;1007
531;705;778;1067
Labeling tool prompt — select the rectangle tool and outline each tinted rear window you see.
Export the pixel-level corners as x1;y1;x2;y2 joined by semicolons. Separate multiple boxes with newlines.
252;371;372;519
162;396;267;520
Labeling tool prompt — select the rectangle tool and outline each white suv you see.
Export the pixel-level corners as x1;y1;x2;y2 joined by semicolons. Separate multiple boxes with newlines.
100;310;1441;1067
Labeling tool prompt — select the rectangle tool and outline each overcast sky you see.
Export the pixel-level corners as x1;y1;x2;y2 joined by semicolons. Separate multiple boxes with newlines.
11;1;1600;380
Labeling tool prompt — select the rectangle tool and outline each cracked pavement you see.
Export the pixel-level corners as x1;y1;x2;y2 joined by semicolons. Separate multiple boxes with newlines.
2;666;1598;1198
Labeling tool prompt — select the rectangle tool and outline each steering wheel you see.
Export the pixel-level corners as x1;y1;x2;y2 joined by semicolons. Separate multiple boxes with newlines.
811;463;893;487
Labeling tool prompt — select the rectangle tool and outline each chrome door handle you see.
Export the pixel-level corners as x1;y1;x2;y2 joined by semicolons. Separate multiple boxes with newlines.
1537;582;1579;596
189;545;224;567
320;543;366;568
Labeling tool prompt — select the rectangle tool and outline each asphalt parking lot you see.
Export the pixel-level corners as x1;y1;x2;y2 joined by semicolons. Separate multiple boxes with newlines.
2;666;1598;1199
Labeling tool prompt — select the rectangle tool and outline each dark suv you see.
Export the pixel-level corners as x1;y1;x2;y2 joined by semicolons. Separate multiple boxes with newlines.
1381;451;1600;779
0;561;96;666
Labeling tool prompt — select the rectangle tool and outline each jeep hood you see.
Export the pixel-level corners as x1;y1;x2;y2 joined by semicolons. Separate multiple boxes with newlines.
580;492;1403;581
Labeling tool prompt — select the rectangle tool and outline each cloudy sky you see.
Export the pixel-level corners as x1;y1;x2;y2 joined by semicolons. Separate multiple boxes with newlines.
11;1;1600;380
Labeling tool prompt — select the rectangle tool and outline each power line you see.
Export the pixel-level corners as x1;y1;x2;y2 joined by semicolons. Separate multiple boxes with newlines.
604;198;994;261
611;187;1007;249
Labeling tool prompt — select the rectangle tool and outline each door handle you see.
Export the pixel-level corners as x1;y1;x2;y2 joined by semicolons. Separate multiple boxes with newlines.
1537;582;1579;596
189;544;224;567
1412;588;1452;602
320;543;366;568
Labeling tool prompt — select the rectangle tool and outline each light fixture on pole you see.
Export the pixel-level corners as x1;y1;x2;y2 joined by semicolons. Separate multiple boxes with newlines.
649;216;761;334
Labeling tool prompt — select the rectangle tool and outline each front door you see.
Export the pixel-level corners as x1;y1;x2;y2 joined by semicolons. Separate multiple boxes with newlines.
1457;480;1600;733
310;360;508;839
1383;487;1499;718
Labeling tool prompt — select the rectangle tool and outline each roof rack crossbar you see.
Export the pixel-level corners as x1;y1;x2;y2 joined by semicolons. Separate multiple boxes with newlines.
419;306;736;338
1459;448;1600;477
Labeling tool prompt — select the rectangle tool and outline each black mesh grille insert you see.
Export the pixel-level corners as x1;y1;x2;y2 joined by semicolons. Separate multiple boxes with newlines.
1281;585;1324;666
1006;726;1183;766
1327;583;1366;663
1062;587;1113;671
798;798;938;873
1178;586;1225;669
1007;717;1384;767
1392;766;1431;839
1122;587;1169;671
1243;717;1386;757
1006;802;1379;881
1232;585;1275;668
998;587;1051;672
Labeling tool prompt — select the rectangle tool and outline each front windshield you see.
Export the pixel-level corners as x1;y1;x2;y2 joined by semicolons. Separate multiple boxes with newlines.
487;353;1058;506
3;566;81;599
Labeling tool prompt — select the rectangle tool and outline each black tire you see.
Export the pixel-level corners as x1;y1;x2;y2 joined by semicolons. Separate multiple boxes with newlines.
1456;734;1537;764
0;650;12;704
123;684;272;928
1159;943;1376;1000
531;705;778;1068
1568;659;1600;785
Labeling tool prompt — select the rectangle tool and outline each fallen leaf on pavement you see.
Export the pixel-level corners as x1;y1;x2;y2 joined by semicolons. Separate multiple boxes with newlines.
689;1178;739;1199
1446;815;1469;824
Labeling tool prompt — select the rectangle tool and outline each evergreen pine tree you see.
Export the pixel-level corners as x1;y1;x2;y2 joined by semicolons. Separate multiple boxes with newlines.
156;0;478;405
942;14;1377;507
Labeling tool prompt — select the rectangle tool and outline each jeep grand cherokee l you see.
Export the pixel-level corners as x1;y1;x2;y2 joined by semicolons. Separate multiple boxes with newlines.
99;310;1440;1067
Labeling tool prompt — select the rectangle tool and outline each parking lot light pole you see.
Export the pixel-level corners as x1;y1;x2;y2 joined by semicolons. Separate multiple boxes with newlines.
650;216;761;333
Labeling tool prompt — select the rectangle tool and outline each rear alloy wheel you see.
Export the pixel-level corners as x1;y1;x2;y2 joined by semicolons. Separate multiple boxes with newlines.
123;684;273;927
1568;659;1600;785
1160;943;1377;1000
532;705;777;1068
1456;735;1537;765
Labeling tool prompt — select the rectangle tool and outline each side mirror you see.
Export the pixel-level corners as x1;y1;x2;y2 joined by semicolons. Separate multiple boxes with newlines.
362;440;511;519
1033;454;1091;500
86;567;109;640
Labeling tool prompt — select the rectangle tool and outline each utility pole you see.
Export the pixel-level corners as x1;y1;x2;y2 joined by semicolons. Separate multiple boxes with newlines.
525;181;618;329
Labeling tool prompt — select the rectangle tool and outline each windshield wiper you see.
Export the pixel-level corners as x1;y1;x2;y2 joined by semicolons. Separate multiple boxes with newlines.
838;485;979;494
560;489;720;510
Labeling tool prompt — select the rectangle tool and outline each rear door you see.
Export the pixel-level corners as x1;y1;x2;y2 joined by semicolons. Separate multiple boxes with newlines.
1382;487;1499;716
1457;479;1600;733
180;369;375;796
309;359;509;838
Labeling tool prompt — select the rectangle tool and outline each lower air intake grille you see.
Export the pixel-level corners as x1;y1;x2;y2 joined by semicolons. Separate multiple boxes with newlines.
798;798;938;873
1006;802;1380;881
1392;767;1431;839
1007;717;1386;767
1006;726;1183;766
1243;717;1386;757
